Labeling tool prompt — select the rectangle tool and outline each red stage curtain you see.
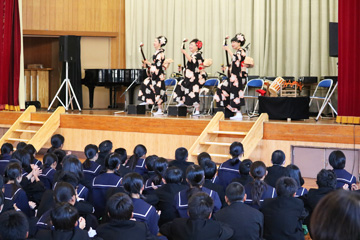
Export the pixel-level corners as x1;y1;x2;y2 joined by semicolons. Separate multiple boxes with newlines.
338;0;360;117
0;0;20;111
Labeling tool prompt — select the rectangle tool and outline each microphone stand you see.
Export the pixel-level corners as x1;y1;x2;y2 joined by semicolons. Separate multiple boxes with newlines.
114;75;141;114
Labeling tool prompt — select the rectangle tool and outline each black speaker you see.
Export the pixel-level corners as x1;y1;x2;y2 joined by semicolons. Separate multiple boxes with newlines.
59;35;79;62
168;106;187;116
127;105;146;115
329;22;338;57
25;101;41;109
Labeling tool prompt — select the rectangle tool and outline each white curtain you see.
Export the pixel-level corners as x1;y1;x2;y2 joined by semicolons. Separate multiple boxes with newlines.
125;0;338;79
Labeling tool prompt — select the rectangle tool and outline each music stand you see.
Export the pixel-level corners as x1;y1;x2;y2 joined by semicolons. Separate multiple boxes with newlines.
48;61;82;111
114;75;141;114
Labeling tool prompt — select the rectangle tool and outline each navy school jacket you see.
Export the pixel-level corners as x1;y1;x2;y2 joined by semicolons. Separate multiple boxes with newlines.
39;167;56;190
132;197;159;236
4;184;33;217
333;168;356;189
213;159;241;189
83;161;102;183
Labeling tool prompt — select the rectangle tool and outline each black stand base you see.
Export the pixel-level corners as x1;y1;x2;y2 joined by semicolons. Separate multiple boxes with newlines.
168;106;187;116
127;105;146;115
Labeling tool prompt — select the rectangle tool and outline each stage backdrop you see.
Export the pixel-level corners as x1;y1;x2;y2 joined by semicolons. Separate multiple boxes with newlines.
125;0;338;79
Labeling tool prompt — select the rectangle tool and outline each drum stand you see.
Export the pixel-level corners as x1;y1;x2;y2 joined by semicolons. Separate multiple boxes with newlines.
48;61;82;111
315;81;338;121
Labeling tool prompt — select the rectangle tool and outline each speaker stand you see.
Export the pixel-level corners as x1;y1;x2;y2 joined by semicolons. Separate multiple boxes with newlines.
48;61;82;111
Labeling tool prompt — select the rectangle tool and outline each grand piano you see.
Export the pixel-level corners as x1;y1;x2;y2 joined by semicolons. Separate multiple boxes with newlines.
81;69;146;109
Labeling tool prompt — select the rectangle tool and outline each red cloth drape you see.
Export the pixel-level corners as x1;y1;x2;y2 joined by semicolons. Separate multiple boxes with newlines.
0;0;20;110
338;0;360;117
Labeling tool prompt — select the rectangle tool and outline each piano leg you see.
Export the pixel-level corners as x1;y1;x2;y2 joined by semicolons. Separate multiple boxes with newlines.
87;86;95;109
109;87;113;108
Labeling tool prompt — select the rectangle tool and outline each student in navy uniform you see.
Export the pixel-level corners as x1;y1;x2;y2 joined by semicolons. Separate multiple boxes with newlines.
328;150;356;189
36;202;89;240
155;166;187;226
144;157;168;194
96;192;157;240
122;172;159;236
174;165;221;218
24;144;42;168
91;153;123;218
82;144;102;184
0;210;29;240
215;142;243;189
264;150;288;188
161;192;233;240
231;159;253;186
286;164;308;197
39;153;58;190
168;147;194;184
260;177;307;240
96;140;113;169
126;144;147;176
46;134;65;153
201;160;226;207
244;161;276;210
114;147;132;177
0;143;13;175
214;182;264;240
142;155;158;182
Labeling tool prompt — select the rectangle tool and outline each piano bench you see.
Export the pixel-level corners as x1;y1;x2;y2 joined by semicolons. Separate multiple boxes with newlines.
127;105;146;115
168;106;187;117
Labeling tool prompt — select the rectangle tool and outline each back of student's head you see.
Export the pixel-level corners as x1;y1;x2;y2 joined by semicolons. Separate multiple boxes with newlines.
197;152;211;166
164;166;183;184
250;161;267;206
16;142;26;151
310;190;360;240
175;147;188;162
57;172;79;189
4;162;22;183
105;153;121;170
275;177;297;197
83;144;98;169
329;150;346;169
226;182;245;203
127;144;147;170
188;192;213;219
23;144;36;157
186;164;205;187
114;148;128;164
43;153;58;169
152;157;168;185
271;150;285;165
51;203;79;231
0;210;29;240
54;182;76;203
107;192;133;220
122;172;144;195
285;164;304;188
239;159;252;175
99;140;113;153
145;155;158;171
62;155;84;180
53;149;66;166
202;160;217;180
51;134;65;149
316;169;337;189
11;149;31;173
229;142;244;166
1;143;13;155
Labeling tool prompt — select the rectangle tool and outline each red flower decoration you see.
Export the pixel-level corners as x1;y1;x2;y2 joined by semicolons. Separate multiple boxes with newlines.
196;41;202;49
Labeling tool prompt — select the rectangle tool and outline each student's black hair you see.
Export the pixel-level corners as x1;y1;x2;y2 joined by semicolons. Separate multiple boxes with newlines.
311;190;360;240
250;161;267;206
122;172;144;195
127;144;147;170
16;142;27;151
175;147;188;162
0;210;29;240
275;177;297;197
50;202;79;231
114;148;128;164
43;153;58;169
197;152;211;166
145;155;158;171
106;192;134;220
99;140;113;153
239;159;252;175
329;150;346;170
229;142;244;166
1;143;13;155
188;192;213;219
105;153;121;171
285;164;304;188
83;144;98;169
190;38;203;50
316;169;337;189
202;160;217;180
226;182;246;203
57;172;79;189
164;166;183;184
23;144;37;163
231;33;246;46
4;162;22;185
61;155;84;180
54;182;76;203
152;157;168;185
271;150;285;165
11;149;31;173
52;149;66;167
51;134;65;149
186;165;205;199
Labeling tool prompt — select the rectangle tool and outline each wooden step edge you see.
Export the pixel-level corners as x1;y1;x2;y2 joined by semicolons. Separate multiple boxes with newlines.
200;142;232;146
14;129;37;133
22;120;44;125
209;130;248;135
191;153;231;158
7;138;30;142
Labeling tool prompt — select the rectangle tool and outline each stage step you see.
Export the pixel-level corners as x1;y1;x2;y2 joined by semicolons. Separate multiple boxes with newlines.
209;130;247;136
14;129;37;133
200;142;232;146
22;120;44;125
7;138;30;142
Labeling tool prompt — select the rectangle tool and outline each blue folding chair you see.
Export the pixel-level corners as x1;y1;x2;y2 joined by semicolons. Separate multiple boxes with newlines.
164;78;178;112
243;78;264;117
309;79;336;118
